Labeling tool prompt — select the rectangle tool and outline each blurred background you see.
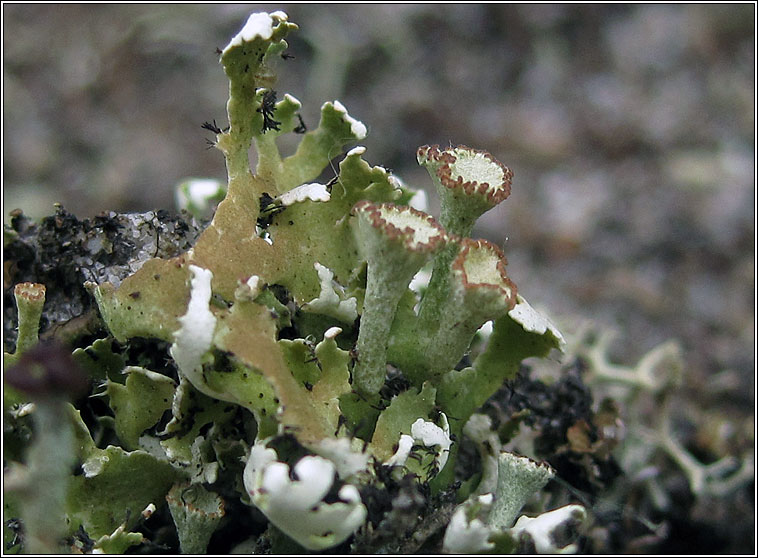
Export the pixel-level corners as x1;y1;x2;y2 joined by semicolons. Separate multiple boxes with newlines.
3;4;754;431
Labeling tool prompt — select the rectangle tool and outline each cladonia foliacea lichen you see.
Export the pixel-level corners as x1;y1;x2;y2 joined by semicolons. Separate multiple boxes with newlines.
4;11;600;554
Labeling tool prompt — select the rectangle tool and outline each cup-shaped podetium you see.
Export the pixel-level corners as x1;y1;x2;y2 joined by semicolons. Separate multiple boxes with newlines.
417;144;512;237
414;238;517;382
489;452;555;531
12;282;46;356
351;201;447;396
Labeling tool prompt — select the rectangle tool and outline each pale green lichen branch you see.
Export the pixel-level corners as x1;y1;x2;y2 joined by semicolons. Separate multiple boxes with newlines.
401;239;517;384
410;145;514;374
580;329;682;393
91;522;145;554
7;398;75;553
278;101;369;191
638;416;755;499
217;11;297;191
253;91;304;188
351;201;447;396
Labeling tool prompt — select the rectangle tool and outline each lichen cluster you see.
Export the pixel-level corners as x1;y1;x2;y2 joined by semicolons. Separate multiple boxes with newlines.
4;11;593;554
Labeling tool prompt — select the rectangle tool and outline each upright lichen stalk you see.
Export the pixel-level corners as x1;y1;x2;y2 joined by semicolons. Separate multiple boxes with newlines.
351;201;446;396
4;339;89;554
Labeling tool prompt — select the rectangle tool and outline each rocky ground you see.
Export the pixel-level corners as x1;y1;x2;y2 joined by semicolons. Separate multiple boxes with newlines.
3;4;754;554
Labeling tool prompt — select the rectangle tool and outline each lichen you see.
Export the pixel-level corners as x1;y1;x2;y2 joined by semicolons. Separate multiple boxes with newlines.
2;10;604;554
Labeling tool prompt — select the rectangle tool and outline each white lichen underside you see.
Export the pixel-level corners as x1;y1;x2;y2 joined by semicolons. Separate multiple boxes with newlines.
411;415;452;470
170;265;217;388
511;505;587;553
331;100;368;140
279;183;331;206
313;436;369;480
387;434;415;467
283;93;302;108
324;326;342;340
244;444;367;550
508;295;566;348
223;11;288;53
442;494;496;554
180;178;224;208
305;263;358;323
